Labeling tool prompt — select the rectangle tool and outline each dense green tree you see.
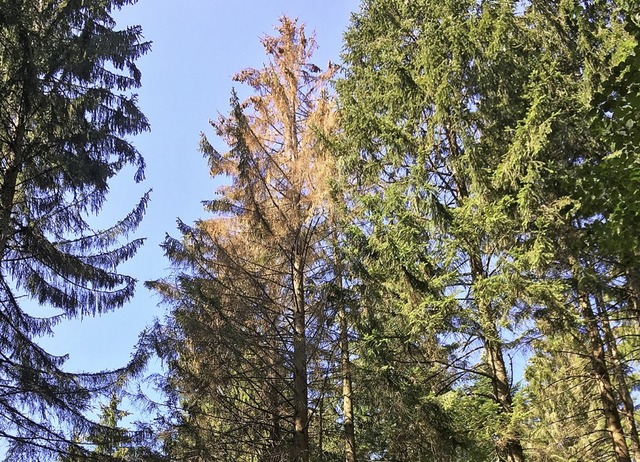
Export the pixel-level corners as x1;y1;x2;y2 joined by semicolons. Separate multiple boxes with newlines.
58;392;166;462
337;1;544;460
501;2;639;460
337;0;640;461
583;2;640;334
584;4;640;457
93;394;131;460
133;1;640;461
523;330;610;461
0;0;149;459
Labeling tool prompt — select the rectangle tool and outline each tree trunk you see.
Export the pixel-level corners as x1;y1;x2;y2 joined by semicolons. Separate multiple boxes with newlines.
578;293;631;462
318;396;324;461
471;256;525;462
266;335;283;462
482;327;525;462
595;294;640;461
340;305;356;462
626;266;640;325
292;251;309;462
0;31;31;259
0;156;21;258
0;124;26;260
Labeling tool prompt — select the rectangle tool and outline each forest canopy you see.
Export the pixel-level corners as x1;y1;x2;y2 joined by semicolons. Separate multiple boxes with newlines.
2;1;640;462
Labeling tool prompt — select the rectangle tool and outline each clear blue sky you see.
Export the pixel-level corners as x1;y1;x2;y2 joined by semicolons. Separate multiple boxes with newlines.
39;0;361;374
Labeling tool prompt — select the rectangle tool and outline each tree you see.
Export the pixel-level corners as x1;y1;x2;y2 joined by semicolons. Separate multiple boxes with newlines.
93;394;131;460
0;0;149;459
337;1;542;459
337;0;640;461
500;2;639;459
148;17;340;462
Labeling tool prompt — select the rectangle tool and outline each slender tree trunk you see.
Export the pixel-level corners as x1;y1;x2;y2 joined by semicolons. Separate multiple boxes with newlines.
0;31;31;258
333;244;356;462
482;325;525;462
0;128;25;259
471;256;525;462
292;251;309;462
486;340;524;462
475;300;524;460
0;157;21;258
595;294;640;461
318;395;324;461
266;334;283;462
625;266;640;325
578;293;631;462
340;305;356;462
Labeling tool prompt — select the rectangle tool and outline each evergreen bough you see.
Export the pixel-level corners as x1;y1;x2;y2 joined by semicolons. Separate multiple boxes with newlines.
0;1;149;459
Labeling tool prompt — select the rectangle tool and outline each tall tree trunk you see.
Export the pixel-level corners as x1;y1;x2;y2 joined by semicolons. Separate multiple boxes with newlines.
472;256;525;462
340;304;356;462
318;395;324;461
484;337;525;462
333;244;356;462
292;251;309;462
578;292;631;462
0;128;25;259
625;266;640;325
470;264;524;462
476;321;523;462
266;334;283;462
0;157;21;258
0;31;31;258
595;294;640;461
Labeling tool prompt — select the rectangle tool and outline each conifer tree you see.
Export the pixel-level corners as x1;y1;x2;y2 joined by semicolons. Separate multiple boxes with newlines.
0;0;149;459
148;17;340;462
500;2;639;460
337;0;640;460
337;1;540;459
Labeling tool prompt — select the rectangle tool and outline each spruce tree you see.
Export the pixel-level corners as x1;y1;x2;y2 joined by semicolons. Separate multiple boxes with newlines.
337;1;538;459
0;0;149;459
337;0;639;460
148;17;339;462
499;2;639;460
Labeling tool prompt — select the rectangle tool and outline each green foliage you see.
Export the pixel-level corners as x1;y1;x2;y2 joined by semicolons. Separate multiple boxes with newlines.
138;1;640;460
0;0;150;459
336;0;548;458
337;0;640;460
580;4;640;264
93;394;132;460
522;337;608;462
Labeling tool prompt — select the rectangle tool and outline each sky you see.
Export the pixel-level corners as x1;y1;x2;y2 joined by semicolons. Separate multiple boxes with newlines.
38;0;361;375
